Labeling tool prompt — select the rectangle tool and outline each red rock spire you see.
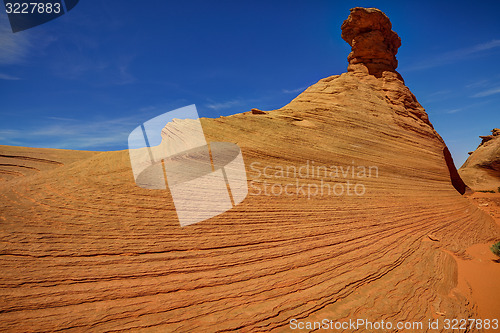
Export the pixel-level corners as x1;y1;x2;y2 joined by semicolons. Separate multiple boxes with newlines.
341;7;401;77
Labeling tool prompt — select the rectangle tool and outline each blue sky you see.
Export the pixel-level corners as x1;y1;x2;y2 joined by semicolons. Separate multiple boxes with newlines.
0;0;499;167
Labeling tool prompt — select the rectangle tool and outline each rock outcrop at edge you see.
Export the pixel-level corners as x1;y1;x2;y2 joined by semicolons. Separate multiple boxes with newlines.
459;128;500;191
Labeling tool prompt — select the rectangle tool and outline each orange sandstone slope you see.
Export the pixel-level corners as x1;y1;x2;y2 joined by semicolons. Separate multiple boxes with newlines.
1;7;499;332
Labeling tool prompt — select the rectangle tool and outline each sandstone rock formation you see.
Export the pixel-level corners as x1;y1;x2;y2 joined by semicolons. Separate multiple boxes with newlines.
0;7;498;332
251;108;267;114
459;128;500;191
341;7;401;78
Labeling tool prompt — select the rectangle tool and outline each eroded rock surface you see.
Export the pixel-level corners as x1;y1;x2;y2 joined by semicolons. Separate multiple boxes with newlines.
341;7;401;78
0;7;497;333
459;128;500;191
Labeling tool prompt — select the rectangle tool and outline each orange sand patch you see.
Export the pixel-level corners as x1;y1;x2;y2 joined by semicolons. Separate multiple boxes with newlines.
453;243;500;332
455;192;500;332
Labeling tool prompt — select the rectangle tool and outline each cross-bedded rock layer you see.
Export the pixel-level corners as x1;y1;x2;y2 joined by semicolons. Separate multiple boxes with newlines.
0;7;498;333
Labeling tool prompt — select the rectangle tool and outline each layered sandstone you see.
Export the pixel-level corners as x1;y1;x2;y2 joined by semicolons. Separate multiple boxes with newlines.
459;128;500;191
0;7;498;333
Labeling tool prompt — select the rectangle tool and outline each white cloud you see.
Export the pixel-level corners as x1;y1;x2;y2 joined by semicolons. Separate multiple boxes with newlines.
45;116;78;121
139;106;157;113
471;86;500;98
206;100;241;110
282;86;306;94
473;40;500;52
420;90;453;104
0;15;31;64
404;39;500;72
0;115;143;150
0;73;20;80
465;79;490;89
427;89;451;97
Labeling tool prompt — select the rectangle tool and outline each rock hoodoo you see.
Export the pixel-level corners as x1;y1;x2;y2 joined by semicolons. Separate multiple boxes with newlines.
341;7;401;78
479;128;500;145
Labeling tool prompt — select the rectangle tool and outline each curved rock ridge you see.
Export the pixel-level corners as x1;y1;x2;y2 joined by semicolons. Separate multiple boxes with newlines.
341;7;401;78
0;7;498;333
459;128;500;191
0;145;99;181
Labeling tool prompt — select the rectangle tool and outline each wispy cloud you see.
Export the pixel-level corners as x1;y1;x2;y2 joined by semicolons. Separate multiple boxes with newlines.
432;100;491;115
1;102;208;150
0;115;142;150
471;86;500;98
282;86;306;94
139;106;157;113
420;89;453;103
206;100;242;110
0;16;31;64
112;54;135;85
0;73;20;80
50;56;135;85
45;116;79;121
465;79;490;89
472;40;500;52
46;31;136;85
117;63;135;85
404;39;500;71
427;89;451;97
137;100;191;115
0;129;23;143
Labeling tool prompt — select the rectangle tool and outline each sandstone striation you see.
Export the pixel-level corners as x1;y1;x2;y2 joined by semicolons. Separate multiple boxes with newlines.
459;128;500;191
0;7;498;332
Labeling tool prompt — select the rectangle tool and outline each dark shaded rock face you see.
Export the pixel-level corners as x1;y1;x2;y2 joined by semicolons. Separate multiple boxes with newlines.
443;147;468;195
